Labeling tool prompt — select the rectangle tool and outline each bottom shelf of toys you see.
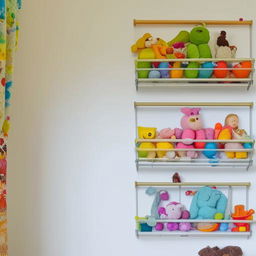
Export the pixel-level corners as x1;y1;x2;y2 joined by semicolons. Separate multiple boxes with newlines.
135;182;255;238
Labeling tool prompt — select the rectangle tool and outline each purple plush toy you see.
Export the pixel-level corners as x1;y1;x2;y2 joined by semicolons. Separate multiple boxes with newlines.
156;202;192;231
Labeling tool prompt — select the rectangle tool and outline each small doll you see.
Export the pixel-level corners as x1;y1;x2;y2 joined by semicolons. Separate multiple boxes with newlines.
215;31;237;59
217;114;248;159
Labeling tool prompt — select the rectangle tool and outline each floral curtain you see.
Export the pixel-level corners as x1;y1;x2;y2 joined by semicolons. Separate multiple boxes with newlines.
0;0;21;255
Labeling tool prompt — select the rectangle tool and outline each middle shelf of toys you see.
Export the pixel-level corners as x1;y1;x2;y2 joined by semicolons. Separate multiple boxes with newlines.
135;181;255;238
135;102;254;170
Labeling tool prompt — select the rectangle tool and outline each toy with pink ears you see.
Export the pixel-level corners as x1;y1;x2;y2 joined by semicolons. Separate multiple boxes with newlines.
175;107;214;159
156;201;192;231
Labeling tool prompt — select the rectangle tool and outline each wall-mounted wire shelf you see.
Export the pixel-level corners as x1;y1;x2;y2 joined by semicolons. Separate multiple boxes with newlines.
134;102;254;170
133;19;254;90
135;182;254;238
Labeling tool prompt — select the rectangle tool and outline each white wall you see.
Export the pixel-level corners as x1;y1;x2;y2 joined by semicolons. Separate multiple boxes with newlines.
6;0;256;255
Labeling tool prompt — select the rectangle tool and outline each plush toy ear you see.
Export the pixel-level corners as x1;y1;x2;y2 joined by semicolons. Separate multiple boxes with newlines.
192;107;201;115
181;107;192;116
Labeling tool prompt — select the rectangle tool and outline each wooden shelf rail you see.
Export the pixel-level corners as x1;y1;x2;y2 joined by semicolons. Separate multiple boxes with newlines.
134;19;253;26
135;182;251;187
134;102;254;107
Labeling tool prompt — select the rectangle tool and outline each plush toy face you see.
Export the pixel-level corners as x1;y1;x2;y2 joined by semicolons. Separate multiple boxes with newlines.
144;36;158;48
165;202;183;219
138;127;157;139
225;114;239;130
180;108;203;130
190;26;210;45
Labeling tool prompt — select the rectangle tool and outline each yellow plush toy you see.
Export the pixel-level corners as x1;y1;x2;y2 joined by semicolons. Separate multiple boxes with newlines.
131;33;152;53
137;127;157;158
131;33;168;53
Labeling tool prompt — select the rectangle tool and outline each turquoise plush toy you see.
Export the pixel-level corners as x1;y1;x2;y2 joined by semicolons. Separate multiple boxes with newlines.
187;26;212;58
190;186;227;219
199;62;215;78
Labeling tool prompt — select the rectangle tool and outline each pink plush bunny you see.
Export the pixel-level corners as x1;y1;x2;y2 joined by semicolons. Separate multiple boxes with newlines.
176;108;214;158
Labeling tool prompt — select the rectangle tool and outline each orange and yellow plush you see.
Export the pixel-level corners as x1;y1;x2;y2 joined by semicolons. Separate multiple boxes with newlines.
131;33;153;53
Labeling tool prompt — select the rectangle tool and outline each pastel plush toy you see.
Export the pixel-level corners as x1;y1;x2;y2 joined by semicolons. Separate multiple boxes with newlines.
137;127;157;158
156;202;192;231
176;108;214;158
145;187;170;227
217;114;248;159
215;31;237;59
156;128;176;159
190;186;227;219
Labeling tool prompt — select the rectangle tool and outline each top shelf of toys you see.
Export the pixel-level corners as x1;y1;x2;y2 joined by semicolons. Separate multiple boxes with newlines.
131;19;254;89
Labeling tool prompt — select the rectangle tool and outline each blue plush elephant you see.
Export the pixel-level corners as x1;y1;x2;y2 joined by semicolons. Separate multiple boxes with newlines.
190;186;227;219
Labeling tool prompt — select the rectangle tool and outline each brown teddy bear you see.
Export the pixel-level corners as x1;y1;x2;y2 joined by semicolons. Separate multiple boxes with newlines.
198;246;243;256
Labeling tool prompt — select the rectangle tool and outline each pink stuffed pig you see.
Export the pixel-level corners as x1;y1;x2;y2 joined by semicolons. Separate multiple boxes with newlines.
176;108;214;158
155;202;192;232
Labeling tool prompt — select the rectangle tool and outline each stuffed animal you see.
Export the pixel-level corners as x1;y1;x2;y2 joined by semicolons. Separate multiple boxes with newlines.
137;127;157;158
190;186;227;219
131;33;167;78
156;128;176;159
217;114;248;159
145;187;170;227
131;33;156;53
187;25;212;58
155;201;191;231
198;246;243;256
168;30;190;47
175;108;214;158
215;31;237;59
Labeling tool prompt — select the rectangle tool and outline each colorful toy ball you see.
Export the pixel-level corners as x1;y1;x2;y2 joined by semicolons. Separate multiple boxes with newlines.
158;62;170;78
179;222;192;231
148;70;161;78
199;62;214;78
214;61;228;78
167;222;179;231
219;223;229;232
233;61;252;78
155;223;164;231
203;143;217;159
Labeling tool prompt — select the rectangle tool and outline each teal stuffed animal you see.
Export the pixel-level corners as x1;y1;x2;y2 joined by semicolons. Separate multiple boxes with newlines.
190;186;227;219
187;26;212;58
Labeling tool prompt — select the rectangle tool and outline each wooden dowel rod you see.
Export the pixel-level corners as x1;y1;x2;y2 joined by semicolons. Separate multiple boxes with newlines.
136;139;255;143
136;58;254;62
134;19;253;26
135;182;251;187
134;102;253;107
